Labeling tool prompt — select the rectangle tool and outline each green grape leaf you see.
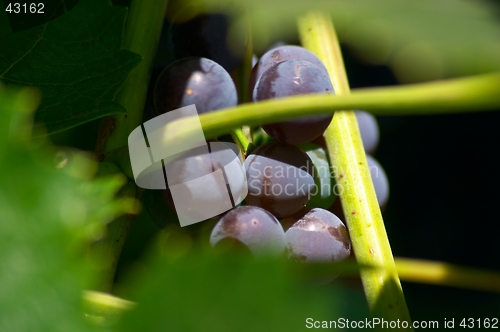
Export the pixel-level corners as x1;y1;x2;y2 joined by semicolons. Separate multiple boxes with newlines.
0;0;141;134
116;239;369;331
218;0;500;82
0;88;133;331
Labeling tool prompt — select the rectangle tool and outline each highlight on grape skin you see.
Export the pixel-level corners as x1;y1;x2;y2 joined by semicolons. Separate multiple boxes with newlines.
244;142;315;218
210;206;287;258
285;208;351;265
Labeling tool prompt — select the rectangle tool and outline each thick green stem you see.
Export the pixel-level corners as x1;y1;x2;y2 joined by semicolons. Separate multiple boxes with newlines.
298;12;411;326
92;0;169;292
101;0;169;156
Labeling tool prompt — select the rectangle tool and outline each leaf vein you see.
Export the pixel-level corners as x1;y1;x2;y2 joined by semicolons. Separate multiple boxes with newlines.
0;25;48;78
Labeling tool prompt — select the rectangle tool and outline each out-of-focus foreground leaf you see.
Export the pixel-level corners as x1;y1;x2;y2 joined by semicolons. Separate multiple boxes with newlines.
0;0;141;134
0;88;132;331
215;0;500;82
116;235;369;331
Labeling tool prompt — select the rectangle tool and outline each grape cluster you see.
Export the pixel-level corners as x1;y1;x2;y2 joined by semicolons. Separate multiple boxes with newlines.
148;9;393;283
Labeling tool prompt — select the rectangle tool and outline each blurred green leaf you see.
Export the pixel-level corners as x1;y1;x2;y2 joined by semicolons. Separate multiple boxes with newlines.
224;0;500;82
0;88;133;331
0;0;141;134
116;246;369;331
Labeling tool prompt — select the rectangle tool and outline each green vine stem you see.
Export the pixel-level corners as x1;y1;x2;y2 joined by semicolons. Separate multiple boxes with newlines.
92;0;169;292
107;71;500;182
144;72;500;155
230;128;250;153
395;258;500;294
98;0;169;158
83;290;135;314
82;290;135;325
298;12;411;325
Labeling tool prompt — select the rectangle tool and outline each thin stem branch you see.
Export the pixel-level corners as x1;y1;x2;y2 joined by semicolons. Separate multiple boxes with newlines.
395;258;500;294
145;72;500;153
82;290;135;325
230;128;250;153
298;12;412;326
92;0;169;292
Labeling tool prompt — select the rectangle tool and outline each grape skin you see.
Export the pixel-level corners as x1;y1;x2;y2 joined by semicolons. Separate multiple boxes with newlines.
210;206;287;258
244;142;315;218
249;45;328;96
355;110;380;154
154;57;237;115
253;60;334;144
285;208;351;264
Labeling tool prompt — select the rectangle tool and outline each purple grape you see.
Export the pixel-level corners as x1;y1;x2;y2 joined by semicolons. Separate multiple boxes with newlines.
253;60;334;144
249;45;328;95
210;206;286;257
285;208;351;264
356;110;380;154
170;12;248;72
244;142;315;218
154;57;237;115
366;155;389;208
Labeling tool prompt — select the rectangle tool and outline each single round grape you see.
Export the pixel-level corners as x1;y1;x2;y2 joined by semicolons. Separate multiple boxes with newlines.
249;45;328;95
170;11;248;72
210;206;286;257
253;60;334;144
154;57;237;115
244;142;315;218
366;154;390;208
355;110;380;154
285;208;351;264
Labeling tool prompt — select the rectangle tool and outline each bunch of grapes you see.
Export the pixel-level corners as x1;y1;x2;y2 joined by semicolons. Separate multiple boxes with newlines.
146;7;391;283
